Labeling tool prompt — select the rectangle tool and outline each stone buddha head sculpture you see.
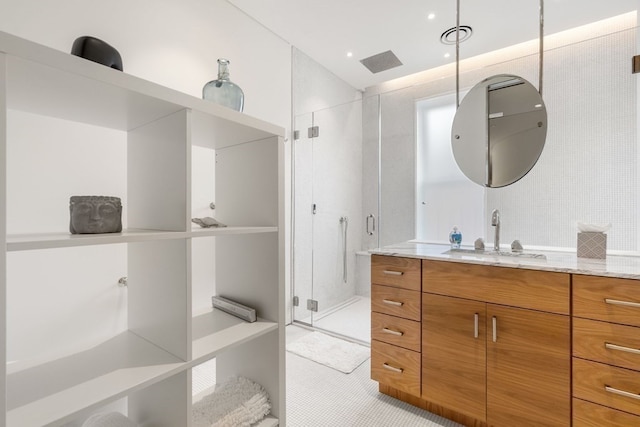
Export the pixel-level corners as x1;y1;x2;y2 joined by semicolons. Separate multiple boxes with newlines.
69;196;122;234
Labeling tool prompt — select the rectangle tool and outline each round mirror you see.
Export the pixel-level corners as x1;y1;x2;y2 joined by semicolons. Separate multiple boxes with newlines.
451;74;547;187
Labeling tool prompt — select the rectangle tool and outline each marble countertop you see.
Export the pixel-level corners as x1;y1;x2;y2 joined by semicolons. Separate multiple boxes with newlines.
370;242;640;280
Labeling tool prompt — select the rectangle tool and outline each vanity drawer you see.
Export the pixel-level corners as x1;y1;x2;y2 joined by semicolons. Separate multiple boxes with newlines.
371;255;421;291
573;317;640;371
573;358;640;417
371;284;421;321
574;275;640;327
573;398;640;427
371;340;421;397
423;260;570;314
371;312;421;352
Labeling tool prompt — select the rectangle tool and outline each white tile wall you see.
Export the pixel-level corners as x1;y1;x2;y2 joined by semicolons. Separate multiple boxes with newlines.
364;19;638;252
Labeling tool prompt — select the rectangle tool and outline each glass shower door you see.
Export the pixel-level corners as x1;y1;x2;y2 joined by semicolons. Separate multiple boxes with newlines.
310;102;362;318
292;100;363;329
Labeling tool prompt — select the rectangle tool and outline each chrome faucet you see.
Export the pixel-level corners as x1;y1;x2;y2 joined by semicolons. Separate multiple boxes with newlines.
491;209;500;251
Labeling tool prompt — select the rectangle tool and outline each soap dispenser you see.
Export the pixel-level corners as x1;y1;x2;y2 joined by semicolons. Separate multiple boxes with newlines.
449;226;462;249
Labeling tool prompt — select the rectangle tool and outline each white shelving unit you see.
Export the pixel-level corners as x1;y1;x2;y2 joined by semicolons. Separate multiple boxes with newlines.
0;31;285;426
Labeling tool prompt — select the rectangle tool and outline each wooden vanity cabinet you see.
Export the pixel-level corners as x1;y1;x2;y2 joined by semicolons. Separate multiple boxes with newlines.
370;255;422;397
572;274;640;426
371;256;571;427
422;294;487;421
421;260;571;427
485;303;570;427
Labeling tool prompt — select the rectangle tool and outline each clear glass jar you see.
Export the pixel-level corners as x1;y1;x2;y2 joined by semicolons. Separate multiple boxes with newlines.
202;58;244;112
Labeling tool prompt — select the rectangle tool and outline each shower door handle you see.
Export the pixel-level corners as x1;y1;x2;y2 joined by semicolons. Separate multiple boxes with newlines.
340;216;348;283
366;214;376;236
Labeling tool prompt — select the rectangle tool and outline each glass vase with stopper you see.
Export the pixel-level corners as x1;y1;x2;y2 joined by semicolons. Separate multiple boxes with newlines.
202;58;245;112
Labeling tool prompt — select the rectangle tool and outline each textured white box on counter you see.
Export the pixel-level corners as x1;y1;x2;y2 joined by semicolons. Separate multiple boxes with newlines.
577;232;607;259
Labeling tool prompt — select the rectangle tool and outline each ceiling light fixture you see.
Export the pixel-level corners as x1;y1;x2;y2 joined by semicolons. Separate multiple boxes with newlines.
347;52;353;57
444;53;451;58
428;13;436;20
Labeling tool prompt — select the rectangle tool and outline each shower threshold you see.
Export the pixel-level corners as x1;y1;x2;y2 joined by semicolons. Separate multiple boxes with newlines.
293;296;371;345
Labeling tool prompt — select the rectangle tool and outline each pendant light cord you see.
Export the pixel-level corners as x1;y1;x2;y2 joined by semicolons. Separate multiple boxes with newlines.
539;0;544;95
456;0;460;108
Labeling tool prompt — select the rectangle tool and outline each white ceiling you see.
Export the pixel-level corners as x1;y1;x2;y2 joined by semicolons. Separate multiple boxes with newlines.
228;0;637;90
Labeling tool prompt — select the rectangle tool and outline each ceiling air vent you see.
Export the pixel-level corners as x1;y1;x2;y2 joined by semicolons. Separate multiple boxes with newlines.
360;50;403;74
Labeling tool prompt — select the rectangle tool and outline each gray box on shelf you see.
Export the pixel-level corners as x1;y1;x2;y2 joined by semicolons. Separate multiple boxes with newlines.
212;296;257;322
577;232;607;259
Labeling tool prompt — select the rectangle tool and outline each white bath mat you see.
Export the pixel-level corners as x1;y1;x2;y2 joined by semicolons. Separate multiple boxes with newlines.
286;331;370;374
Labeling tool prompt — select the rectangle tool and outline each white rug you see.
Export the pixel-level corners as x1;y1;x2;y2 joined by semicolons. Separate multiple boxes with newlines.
286;331;370;374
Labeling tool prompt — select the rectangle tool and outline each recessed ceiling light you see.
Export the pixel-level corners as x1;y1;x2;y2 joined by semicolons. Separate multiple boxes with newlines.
428;13;436;20
347;52;353;57
444;53;451;58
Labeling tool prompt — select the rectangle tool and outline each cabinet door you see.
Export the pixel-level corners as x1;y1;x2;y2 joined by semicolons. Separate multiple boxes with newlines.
487;305;570;427
422;293;486;421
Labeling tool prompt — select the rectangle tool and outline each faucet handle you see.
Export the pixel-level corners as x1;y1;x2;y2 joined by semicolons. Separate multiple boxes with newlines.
511;240;523;253
474;238;485;251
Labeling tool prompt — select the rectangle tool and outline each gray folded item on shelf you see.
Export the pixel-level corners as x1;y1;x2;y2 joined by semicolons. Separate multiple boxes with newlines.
192;376;271;427
192;217;227;228
82;412;137;427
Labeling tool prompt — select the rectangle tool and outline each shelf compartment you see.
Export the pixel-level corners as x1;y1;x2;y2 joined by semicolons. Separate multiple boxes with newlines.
6;331;185;427
191;308;278;365
7;227;279;251
1;31;284;147
192;361;279;427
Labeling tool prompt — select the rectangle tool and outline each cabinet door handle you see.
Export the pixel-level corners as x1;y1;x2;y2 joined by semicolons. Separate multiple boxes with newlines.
383;270;403;276
383;363;404;374
492;316;497;342
474;313;479;338
606;342;640;355
382;328;404;336
604;298;640;309
382;299;403;307
605;385;640;400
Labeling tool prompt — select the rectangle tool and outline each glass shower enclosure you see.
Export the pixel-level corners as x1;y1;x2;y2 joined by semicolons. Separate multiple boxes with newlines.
292;99;368;341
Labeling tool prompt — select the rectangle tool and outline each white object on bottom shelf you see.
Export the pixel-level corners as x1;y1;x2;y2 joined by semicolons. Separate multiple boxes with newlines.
192;376;270;427
81;411;137;427
192;360;279;427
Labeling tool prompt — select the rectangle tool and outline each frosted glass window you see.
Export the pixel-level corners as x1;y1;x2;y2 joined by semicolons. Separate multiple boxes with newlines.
416;93;485;245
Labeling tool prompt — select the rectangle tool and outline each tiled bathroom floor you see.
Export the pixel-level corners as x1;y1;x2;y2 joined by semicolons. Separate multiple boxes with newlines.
285;325;462;427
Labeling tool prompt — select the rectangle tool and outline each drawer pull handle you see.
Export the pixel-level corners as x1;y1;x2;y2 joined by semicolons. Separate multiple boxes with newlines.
382;328;404;337
382;299;403;307
606;342;640;355
383;363;404;374
492;316;497;342
604;298;640;309
383;270;403;276
474;313;479;339
605;385;640;401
